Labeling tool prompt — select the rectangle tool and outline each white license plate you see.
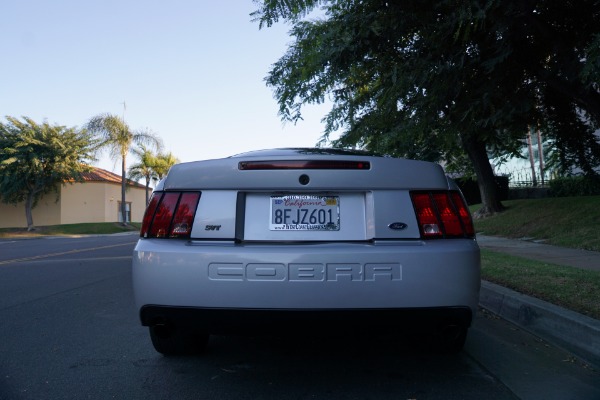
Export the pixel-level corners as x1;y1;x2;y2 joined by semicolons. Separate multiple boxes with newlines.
270;195;340;231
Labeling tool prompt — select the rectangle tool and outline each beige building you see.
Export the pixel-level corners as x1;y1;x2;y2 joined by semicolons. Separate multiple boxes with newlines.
0;167;148;229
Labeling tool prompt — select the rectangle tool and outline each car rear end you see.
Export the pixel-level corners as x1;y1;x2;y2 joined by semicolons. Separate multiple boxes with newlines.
132;149;480;354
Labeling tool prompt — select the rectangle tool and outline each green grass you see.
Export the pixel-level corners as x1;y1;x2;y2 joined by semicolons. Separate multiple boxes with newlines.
481;249;600;319
473;196;600;318
471;196;600;252
0;222;140;237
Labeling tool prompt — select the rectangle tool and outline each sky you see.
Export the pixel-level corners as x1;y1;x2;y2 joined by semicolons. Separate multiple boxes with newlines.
1;0;336;174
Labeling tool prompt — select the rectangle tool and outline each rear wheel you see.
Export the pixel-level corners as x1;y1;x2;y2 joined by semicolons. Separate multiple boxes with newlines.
149;324;209;356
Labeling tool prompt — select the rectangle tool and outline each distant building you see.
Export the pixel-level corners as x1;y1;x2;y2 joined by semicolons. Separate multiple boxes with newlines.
0;167;147;229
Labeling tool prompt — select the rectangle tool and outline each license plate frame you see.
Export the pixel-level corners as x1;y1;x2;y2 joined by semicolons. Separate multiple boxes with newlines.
270;195;340;231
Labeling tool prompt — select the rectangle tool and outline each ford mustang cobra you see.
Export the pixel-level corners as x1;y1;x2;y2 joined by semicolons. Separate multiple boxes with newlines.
132;148;480;355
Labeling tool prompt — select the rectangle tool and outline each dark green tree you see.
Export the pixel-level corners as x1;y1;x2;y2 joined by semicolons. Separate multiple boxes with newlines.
86;113;162;225
253;0;600;216
0;116;97;230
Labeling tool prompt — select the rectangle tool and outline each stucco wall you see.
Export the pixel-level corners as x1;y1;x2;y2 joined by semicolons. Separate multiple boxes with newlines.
129;186;147;222
60;182;109;224
0;193;62;228
61;182;146;224
0;182;147;229
98;183;147;223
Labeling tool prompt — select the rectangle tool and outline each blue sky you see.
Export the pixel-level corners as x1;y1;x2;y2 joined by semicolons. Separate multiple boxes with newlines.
1;1;335;173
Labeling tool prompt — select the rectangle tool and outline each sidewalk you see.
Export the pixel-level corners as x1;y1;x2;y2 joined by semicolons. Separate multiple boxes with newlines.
476;234;600;272
476;234;600;368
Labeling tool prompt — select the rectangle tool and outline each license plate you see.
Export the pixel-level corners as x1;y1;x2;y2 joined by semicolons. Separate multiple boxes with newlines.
270;195;340;231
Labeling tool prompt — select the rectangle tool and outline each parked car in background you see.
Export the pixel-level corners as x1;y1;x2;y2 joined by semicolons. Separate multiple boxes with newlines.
132;148;480;355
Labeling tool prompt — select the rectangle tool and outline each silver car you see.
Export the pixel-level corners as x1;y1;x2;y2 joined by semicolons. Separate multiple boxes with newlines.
132;148;480;355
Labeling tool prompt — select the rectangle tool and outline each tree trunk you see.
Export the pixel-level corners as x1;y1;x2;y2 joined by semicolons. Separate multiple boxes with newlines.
537;129;545;186
25;190;35;231
527;127;538;186
461;135;505;218
144;177;150;205
121;156;128;226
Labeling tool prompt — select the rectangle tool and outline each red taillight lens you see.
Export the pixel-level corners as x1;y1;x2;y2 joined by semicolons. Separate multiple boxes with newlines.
149;192;180;238
140;192;161;238
140;191;201;239
411;191;474;239
433;192;463;236
451;192;475;237
170;192;201;237
411;193;442;237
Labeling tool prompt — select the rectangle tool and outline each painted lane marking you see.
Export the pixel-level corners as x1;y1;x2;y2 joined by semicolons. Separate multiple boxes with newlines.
0;242;137;266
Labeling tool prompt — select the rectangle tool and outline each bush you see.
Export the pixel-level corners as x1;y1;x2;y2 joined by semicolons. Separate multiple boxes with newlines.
549;176;600;197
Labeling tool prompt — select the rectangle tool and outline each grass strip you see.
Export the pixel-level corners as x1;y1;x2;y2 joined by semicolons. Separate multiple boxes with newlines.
0;222;140;237
472;196;600;252
481;249;600;320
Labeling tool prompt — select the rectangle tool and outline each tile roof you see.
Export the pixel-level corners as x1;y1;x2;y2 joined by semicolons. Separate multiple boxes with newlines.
79;167;146;189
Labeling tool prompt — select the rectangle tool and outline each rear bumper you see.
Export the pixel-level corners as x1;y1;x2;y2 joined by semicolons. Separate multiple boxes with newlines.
140;305;473;334
133;238;480;318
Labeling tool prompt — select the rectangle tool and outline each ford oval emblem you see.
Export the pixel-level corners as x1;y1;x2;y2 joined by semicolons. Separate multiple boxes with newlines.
388;222;407;230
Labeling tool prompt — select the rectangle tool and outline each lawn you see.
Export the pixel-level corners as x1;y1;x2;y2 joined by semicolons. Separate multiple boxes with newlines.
481;249;600;319
471;196;600;252
473;196;600;319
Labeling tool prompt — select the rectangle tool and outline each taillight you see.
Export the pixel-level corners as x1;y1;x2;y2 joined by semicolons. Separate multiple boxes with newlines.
452;192;475;237
410;191;474;239
139;191;201;239
411;193;442;237
140;193;161;238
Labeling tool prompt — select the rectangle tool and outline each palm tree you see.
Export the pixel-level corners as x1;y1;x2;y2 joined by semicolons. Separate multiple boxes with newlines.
153;151;180;180
128;144;159;204
86;113;162;225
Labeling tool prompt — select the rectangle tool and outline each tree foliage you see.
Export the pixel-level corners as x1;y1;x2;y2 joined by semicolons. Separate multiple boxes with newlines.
152;151;179;180
128;145;159;205
0;116;97;230
128;146;179;204
253;0;600;215
86;113;162;225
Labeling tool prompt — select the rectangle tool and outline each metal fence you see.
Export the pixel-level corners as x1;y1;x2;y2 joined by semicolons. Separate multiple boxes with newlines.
495;166;555;188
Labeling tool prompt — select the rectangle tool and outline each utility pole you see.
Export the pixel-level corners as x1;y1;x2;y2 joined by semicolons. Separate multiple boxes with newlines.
121;101;126;122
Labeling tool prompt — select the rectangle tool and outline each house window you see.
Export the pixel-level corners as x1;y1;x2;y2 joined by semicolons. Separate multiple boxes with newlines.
118;201;131;223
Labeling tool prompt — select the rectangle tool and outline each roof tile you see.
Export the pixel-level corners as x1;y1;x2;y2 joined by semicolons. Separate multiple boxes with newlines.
79;167;146;189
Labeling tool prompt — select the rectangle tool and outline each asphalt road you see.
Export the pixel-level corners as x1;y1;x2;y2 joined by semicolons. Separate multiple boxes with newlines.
0;235;598;400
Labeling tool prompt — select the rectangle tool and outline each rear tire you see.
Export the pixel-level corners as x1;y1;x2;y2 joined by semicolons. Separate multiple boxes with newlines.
149;324;209;356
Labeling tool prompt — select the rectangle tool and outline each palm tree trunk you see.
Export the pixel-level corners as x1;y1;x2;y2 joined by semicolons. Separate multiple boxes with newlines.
121;156;128;226
144;177;150;205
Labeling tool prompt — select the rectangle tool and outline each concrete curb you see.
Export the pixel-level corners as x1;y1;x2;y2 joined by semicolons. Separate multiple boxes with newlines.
480;280;600;368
